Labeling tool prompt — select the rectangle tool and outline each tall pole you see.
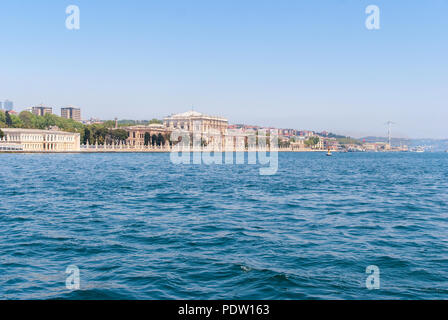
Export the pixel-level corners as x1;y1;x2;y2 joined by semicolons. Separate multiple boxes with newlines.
388;122;391;146
386;121;395;147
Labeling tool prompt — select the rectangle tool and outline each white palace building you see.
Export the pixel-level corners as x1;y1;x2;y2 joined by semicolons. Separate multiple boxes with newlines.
164;110;228;135
0;128;80;152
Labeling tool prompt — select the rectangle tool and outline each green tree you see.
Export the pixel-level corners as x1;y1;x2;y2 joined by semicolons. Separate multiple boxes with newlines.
5;111;12;127
19;111;34;128
82;127;92;144
110;129;129;143
157;133;165;146
151;134;157;146
102;120;116;128
337;137;362;146
305;136;320;148
0;129;4;139
149;118;162;124
278;138;290;148
93;126;109;144
144;132;151;146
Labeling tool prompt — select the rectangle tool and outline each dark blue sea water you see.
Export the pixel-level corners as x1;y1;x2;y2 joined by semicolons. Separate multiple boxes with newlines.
1;152;447;300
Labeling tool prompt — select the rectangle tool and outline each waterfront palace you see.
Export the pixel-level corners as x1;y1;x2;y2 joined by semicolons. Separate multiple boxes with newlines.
125;123;172;147
163;110;228;145
164;110;228;134
0;128;80;152
124;111;230;147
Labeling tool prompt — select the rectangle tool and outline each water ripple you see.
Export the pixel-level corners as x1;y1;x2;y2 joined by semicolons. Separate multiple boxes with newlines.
1;152;448;299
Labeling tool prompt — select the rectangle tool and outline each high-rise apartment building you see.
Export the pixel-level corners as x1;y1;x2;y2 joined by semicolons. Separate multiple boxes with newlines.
3;100;13;111
61;106;81;122
32;105;53;116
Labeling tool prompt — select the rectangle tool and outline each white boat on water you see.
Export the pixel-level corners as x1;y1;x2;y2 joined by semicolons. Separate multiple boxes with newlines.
413;147;425;153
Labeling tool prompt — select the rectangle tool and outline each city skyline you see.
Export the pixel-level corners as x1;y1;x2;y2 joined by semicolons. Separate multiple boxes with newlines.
1;1;447;139
1;101;446;141
0;100;14;111
3;102;444;141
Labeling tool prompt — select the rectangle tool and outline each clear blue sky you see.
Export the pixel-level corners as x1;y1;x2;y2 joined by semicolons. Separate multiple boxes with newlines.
0;0;447;138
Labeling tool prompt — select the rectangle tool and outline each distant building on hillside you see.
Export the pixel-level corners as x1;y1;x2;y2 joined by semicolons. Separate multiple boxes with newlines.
315;136;325;150
61;106;81;122
82;117;103;125
279;128;298;137
290;137;307;151
298;130;314;137
32;105;53;116
228;124;262;132
323;137;339;150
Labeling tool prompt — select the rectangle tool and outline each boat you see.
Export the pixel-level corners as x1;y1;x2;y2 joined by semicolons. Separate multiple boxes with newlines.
415;147;425;153
411;146;425;153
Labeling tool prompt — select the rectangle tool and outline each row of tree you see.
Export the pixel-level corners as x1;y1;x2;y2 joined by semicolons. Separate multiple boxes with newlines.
1;111;85;132
144;132;168;146
102;119;162;127
82;125;129;145
0;111;16;128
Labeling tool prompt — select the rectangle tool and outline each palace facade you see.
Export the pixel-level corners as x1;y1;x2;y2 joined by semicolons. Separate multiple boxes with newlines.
164;111;228;136
164;111;228;146
0;128;80;152
124;123;171;147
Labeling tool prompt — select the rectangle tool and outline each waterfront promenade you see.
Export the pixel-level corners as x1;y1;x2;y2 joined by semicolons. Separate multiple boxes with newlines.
0;143;335;153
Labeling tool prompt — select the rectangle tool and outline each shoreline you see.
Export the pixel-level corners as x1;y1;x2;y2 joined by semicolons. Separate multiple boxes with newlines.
0;150;419;154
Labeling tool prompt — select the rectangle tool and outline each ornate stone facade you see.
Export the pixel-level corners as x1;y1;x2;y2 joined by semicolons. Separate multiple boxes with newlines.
1;128;80;152
164;111;228;146
164;111;227;135
124;123;171;147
